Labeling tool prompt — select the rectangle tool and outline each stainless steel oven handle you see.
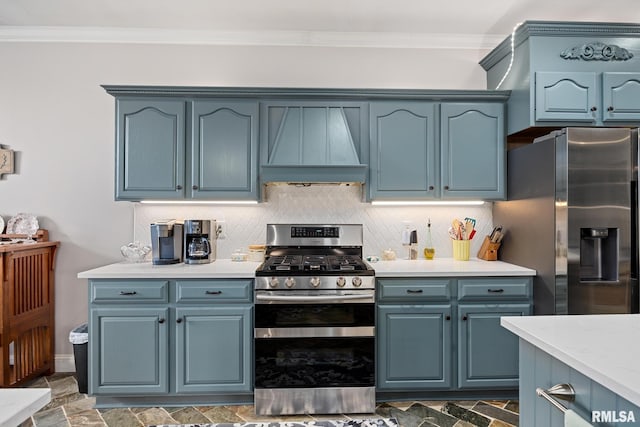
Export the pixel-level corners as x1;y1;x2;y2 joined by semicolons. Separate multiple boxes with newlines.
255;293;375;303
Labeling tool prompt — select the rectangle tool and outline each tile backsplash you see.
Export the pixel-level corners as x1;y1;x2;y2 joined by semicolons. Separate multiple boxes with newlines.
133;185;493;259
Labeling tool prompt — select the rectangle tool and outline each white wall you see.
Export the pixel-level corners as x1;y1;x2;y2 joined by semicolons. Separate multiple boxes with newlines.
0;41;491;370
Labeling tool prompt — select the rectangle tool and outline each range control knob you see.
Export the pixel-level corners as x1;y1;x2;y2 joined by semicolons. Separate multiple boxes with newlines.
268;277;279;288
284;277;296;288
336;277;346;287
352;277;362;287
310;277;321;288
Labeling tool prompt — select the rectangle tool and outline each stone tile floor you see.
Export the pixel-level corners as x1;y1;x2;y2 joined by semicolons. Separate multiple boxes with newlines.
19;373;519;427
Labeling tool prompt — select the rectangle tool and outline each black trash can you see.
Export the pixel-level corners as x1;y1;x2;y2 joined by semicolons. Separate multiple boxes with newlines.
69;323;88;394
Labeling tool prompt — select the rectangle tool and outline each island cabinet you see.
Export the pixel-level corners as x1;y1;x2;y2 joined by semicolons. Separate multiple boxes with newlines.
376;276;532;395
369;100;505;200
109;90;259;201
480;21;640;135
88;279;253;398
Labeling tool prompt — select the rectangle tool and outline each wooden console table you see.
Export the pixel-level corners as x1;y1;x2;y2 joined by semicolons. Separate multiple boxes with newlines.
0;238;59;387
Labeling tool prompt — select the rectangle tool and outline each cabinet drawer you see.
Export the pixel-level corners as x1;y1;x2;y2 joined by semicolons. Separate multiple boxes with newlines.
457;277;531;301
176;279;253;303
90;280;169;303
377;279;451;302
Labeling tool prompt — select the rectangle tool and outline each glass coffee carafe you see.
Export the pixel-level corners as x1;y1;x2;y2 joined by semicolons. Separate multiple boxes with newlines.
187;236;210;258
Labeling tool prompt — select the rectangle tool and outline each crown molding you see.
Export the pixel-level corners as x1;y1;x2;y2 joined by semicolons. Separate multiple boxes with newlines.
0;25;503;50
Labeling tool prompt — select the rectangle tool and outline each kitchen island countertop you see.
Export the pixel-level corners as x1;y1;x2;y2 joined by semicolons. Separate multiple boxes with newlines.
78;257;534;279
501;314;640;407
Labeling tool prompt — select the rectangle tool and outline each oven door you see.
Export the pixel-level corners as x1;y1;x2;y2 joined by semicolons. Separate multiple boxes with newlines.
254;289;375;389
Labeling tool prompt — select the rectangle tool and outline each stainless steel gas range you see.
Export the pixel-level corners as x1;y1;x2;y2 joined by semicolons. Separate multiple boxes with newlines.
253;224;375;416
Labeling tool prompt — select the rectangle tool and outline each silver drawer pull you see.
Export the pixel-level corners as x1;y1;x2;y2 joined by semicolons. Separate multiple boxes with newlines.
536;383;575;413
119;291;137;295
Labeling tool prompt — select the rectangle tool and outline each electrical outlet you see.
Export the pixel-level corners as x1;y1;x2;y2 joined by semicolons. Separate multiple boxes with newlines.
216;221;226;239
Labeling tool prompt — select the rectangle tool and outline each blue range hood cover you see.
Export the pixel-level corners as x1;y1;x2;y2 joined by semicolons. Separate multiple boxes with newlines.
260;104;368;184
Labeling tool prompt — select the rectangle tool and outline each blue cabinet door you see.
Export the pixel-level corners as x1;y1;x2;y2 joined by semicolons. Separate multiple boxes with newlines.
115;99;186;200
190;101;259;200
602;72;640;122
90;307;169;395
535;72;598;122
440;103;505;199
175;306;253;393
457;304;530;389
369;102;438;199
377;304;452;390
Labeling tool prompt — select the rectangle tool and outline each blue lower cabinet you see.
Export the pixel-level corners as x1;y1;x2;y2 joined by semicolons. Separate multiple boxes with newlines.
90;307;169;395
376;277;532;393
175;306;253;393
88;279;253;399
457;303;530;389
377;304;452;389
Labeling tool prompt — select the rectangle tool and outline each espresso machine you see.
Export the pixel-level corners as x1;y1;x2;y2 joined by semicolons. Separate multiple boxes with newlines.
150;220;183;265
184;219;216;264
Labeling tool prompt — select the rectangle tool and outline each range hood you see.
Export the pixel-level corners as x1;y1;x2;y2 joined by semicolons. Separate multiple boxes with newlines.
260;103;368;184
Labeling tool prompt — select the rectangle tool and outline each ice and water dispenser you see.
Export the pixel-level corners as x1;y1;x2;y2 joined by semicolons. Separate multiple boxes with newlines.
579;227;619;282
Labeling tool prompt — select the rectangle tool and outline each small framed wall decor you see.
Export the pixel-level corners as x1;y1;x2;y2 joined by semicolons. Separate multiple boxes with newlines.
0;149;14;175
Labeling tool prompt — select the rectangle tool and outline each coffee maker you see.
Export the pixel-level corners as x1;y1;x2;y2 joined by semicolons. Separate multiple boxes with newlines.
150;220;183;265
184;219;216;264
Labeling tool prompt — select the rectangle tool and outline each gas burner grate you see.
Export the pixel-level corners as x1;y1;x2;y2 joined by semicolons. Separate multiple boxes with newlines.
266;255;303;271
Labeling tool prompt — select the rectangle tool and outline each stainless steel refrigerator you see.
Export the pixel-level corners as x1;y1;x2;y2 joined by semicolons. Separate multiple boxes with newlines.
494;127;639;315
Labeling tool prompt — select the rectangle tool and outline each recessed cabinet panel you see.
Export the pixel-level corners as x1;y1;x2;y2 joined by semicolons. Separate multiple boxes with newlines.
116;99;186;200
602;72;640;122
370;102;438;198
535;72;598;122
191;101;258;200
377;304;452;389
90;307;169;395
457;304;530;389
441;103;505;199
175;306;252;393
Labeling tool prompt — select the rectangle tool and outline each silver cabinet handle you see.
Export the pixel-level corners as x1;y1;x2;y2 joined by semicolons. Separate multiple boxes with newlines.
536;383;575;413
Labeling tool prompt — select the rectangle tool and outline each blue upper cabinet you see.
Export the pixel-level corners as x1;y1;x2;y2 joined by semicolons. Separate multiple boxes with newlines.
602;72;640;122
370;98;506;201
369;102;438;199
115;99;186;200
535;72;598;122
190;101;259;200
107;86;260;201
441;103;505;199
480;21;640;135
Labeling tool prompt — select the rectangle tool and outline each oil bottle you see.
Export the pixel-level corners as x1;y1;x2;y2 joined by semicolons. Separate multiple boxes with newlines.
424;218;435;260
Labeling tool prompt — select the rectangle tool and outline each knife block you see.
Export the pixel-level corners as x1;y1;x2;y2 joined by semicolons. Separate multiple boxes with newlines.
477;236;501;261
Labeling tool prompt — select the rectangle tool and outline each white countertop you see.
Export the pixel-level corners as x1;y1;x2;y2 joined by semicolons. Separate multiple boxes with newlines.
78;258;535;279
77;259;262;279
501;314;640;407
0;388;51;427
371;258;535;277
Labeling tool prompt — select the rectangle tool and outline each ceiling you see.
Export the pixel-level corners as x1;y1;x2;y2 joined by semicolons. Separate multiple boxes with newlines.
1;0;639;48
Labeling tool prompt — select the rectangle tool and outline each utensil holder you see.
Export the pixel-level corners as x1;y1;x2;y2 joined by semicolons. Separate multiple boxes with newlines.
452;239;471;261
477;235;501;261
